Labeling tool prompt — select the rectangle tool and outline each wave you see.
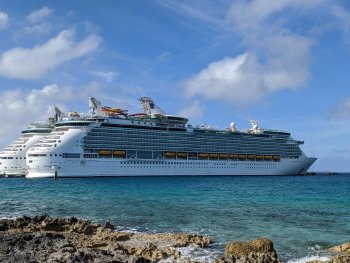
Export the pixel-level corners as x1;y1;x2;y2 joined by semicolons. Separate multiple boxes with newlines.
287;255;331;263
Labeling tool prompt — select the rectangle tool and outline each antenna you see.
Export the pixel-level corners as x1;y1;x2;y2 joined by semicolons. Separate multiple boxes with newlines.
248;114;259;131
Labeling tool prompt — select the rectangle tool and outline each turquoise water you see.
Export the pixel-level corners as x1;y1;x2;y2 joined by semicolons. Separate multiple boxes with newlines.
1;175;349;262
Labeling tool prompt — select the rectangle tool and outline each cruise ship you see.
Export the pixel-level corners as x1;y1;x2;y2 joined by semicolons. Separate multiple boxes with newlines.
26;97;316;178
0;121;53;177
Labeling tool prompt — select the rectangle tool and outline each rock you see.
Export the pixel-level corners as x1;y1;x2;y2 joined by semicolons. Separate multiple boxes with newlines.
329;242;350;253
308;255;350;263
215;237;281;263
308;242;350;263
0;215;211;262
104;220;114;230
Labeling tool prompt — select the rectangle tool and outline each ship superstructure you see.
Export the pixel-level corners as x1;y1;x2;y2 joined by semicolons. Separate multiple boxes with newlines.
26;97;316;178
0;122;53;176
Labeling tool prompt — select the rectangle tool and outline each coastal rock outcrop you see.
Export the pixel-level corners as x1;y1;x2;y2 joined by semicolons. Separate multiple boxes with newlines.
0;215;211;263
308;242;350;263
214;237;282;263
329;242;350;253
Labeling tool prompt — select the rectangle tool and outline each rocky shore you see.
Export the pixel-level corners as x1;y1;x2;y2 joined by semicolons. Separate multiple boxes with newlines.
0;215;348;263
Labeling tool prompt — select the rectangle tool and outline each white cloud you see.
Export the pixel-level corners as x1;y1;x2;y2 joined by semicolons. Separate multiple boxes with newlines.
24;23;52;34
0;83;101;147
177;100;204;120
330;98;350;119
0;11;9;29
331;5;350;45
0;29;102;80
226;0;326;29
156;51;171;62
184;0;319;105
185;42;311;105
27;6;53;23
93;71;118;83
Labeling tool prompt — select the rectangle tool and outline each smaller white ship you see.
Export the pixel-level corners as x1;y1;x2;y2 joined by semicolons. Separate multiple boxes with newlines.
0;107;61;177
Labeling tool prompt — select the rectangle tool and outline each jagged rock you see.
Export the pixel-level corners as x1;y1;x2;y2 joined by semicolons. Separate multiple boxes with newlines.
0;215;211;263
215;237;281;263
104;220;114;230
308;242;350;263
308;255;350;263
329;242;350;253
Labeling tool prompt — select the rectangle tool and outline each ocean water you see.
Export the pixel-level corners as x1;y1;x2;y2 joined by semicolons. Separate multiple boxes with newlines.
0;175;349;262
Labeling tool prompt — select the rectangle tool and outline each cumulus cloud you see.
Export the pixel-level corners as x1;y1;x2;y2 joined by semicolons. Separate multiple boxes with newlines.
331;5;350;45
330;98;350;119
93;71;118;83
27;6;53;23
0;29;102;80
156;51;172;62
177;100;204;120
0;11;9;29
185;40;312;105
0;84;101;147
183;0;325;105
23;23;52;34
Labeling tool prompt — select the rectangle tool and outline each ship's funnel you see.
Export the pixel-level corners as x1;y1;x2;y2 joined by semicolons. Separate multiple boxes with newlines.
54;106;63;122
139;97;167;115
89;97;102;116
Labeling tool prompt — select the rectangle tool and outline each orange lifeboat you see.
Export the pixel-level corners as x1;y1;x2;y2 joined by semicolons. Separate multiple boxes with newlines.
165;152;176;158
264;155;272;160
238;154;247;160
177;152;187;158
247;154;256;160
113;150;125;157
273;155;281;161
219;153;228;159
99;150;112;155
198;153;208;159
229;154;238;159
209;153;218;159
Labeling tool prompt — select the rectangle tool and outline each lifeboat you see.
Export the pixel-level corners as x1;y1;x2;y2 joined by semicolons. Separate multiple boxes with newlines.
219;153;228;159
273;155;281;161
177;152;187;158
198;153;208;158
209;153;218;159
229;154;238;159
256;155;264;160
99;150;112;155
238;154;247;160
165;152;176;157
264;155;272;160
113;150;126;157
247;154;256;160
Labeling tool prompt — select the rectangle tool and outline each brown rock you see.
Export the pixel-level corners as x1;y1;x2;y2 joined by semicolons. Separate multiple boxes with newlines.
329;242;350;253
215;237;281;263
308;242;350;263
308;255;350;263
0;215;212;262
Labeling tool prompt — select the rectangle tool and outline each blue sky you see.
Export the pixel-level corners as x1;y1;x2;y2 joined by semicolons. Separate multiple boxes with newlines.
0;0;350;172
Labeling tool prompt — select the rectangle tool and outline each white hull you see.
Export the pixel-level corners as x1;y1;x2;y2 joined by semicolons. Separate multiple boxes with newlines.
26;156;316;178
0;134;51;176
